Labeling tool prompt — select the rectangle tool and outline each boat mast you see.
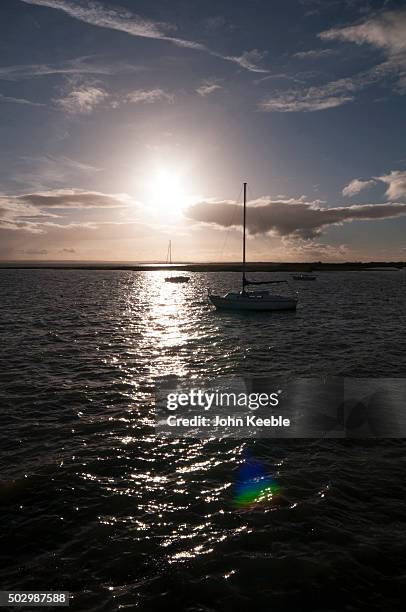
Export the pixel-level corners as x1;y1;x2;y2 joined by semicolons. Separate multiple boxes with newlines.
166;240;172;265
242;181;247;291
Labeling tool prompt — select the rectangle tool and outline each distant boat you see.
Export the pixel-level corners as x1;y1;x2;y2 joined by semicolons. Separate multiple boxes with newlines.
292;273;317;281
165;275;190;283
164;240;190;283
208;183;298;311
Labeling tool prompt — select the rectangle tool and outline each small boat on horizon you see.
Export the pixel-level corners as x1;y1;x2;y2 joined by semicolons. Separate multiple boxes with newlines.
208;183;298;312
165;275;190;283
164;240;190;283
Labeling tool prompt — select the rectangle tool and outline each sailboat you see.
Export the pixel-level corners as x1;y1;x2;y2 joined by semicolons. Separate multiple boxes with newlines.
208;182;298;311
164;240;190;283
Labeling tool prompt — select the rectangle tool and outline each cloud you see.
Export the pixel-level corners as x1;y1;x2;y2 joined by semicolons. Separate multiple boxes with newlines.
262;9;406;114
320;9;406;91
0;220;44;234
19;189;133;209
0;185;141;239
259;62;390;112
320;9;406;57
196;79;223;96
259;64;394;113
0;93;44;106
19;0;268;73
342;178;376;197
0;196;54;222
0;198;58;232
0;189;135;232
260;89;352;112
185;197;406;239
54;84;175;114
280;236;348;261
378;170;406;200
54;85;108;114
123;88;174;104
294;48;336;59
227;49;268;72
343;169;406;200
0;56;143;81
19;0;173;38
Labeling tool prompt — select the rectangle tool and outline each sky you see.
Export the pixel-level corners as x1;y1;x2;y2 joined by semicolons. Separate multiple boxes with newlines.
1;0;406;262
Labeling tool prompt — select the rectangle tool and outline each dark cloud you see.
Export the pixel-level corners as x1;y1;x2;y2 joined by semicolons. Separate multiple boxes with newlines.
185;198;406;239
0;190;137;235
12;189;133;209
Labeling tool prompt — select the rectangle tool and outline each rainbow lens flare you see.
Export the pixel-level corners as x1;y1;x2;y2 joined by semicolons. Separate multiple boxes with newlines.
233;454;280;508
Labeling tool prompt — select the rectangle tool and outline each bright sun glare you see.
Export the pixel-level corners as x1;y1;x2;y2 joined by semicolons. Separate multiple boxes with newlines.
147;168;186;213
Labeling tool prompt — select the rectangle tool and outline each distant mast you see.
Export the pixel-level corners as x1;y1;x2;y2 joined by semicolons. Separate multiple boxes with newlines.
242;182;247;292
166;240;172;265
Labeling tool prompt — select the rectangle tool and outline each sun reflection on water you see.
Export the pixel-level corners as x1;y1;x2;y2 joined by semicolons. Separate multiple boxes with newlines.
133;271;197;378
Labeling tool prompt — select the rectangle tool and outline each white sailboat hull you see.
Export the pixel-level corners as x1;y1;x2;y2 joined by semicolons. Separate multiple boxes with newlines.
209;293;298;311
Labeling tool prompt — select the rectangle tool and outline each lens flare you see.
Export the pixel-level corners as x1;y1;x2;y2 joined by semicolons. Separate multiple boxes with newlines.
233;453;280;508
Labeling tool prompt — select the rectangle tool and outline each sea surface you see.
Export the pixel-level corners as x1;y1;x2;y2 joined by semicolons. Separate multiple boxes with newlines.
0;269;406;611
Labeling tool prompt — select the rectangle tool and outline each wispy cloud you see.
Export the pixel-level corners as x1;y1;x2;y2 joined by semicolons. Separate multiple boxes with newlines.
0;192;58;233
320;8;406;91
0;189;134;222
196;79;223;96
342;178;376;197
262;8;406;113
294;48;336;59
0;198;46;221
1;185;144;243
54;83;175;114
281;238;348;261
19;0;268;73
54;84;108;114
185;197;406;240
260;90;352;112
0;218;97;234
0;56;143;81
19;0;173;38
320;9;406;58
259;63;388;112
227;49;268;72
123;89;174;104
0;93;44;106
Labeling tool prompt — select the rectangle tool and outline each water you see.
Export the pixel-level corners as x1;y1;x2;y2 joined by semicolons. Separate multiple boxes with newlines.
0;269;405;611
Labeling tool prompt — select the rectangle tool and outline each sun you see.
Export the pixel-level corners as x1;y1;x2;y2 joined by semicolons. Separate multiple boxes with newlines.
147;168;186;213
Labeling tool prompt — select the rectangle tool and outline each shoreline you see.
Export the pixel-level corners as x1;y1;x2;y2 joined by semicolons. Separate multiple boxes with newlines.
0;262;404;272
